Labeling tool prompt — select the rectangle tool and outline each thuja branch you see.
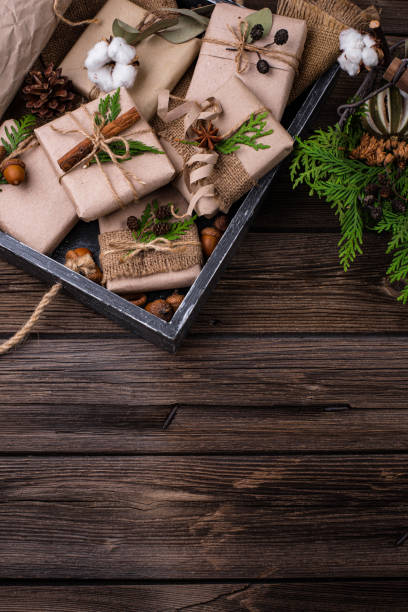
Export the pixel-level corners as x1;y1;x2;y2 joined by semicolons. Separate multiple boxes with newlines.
215;112;273;155
91;140;164;164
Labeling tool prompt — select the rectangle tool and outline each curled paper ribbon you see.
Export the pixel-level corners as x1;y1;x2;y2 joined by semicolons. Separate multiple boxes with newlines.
52;108;146;209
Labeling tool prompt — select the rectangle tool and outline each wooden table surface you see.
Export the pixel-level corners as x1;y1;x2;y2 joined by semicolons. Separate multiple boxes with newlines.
1;1;408;610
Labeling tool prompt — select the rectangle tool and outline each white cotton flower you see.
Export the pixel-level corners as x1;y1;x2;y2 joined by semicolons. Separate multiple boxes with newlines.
112;63;138;89
346;46;363;64
108;37;137;65
337;51;360;76
88;66;114;93
339;28;363;51
362;33;377;48
84;40;110;71
362;46;379;68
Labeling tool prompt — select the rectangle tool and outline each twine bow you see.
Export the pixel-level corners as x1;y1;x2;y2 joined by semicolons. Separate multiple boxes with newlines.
101;234;201;266
204;19;300;74
53;108;146;208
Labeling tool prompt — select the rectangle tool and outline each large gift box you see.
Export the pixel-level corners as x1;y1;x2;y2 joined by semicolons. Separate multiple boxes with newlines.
98;186;202;294
188;3;307;121
156;76;294;218
60;0;200;121
0;120;77;254
36;88;176;222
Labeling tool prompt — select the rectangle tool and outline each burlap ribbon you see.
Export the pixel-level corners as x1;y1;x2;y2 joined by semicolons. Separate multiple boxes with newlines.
203;19;301;75
52;107;146;209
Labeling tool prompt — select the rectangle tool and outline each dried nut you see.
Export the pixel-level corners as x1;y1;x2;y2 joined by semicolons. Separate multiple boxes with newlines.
65;247;103;283
2;158;26;185
145;299;173;322
129;293;147;308
200;226;222;258
213;214;229;233
166;291;184;312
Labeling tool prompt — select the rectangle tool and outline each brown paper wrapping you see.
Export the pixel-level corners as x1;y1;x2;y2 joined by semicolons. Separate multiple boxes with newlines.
0;121;77;254
157;76;294;218
35;88;175;222
187;3;307;122
0;0;72;121
98;186;202;294
60;0;200;121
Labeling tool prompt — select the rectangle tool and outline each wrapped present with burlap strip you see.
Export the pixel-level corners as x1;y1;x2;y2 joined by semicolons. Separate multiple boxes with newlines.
154;76;294;218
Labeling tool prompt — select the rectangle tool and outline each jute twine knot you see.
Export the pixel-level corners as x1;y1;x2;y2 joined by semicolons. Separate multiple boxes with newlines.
0;135;39;172
52;108;146;209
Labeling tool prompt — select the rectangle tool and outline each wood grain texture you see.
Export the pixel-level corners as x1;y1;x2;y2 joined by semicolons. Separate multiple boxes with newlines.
1;404;408;453
0;456;408;579
1;582;408;612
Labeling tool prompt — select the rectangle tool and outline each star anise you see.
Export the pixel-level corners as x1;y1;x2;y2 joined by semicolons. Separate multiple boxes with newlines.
191;120;223;150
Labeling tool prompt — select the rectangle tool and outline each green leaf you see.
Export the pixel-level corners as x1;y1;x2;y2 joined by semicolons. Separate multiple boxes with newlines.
90;139;163;165
112;16;178;44
216;112;273;155
159;9;209;44
242;8;273;43
1;114;36;155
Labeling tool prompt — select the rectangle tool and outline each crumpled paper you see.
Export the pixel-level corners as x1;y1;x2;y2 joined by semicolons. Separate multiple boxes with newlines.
0;0;72;121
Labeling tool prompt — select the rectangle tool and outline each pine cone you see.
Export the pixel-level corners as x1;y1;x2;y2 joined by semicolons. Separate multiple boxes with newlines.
127;216;140;232
155;205;172;220
153;222;171;236
22;64;78;121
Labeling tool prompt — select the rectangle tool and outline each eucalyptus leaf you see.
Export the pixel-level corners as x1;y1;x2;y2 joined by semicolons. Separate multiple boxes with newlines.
242;8;273;43
112;16;178;44
159;8;210;44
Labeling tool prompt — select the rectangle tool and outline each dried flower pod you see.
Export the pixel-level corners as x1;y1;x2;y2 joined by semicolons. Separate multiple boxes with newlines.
213;214;229;233
166;291;184;312
369;205;382;221
379;184;392;199
250;24;264;42
392;198;406;214
65;247;102;283
201;226;222;258
274;29;289;45
365;183;379;197
145;299;173;321
129;293;147;307
256;59;270;74
1;158;26;185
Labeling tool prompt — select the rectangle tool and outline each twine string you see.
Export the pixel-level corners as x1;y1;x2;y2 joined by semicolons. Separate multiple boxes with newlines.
0;136;39;171
53;0;99;27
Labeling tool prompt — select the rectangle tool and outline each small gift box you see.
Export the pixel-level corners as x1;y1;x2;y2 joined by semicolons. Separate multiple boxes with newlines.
36;88;176;222
0;119;77;254
156;76;294;218
59;0;200;121
187;3;307;121
98;186;202;294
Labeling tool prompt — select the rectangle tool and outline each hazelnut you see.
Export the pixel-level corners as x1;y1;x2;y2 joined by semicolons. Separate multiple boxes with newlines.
2;158;26;185
213;214;229;233
166;291;184;312
200;226;222;258
145;299;173;322
129;293;147;308
65;247;102;283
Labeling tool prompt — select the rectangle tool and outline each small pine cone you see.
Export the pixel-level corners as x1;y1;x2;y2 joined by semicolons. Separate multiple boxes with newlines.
392;198;406;214
22;64;78;122
363;194;375;207
155;204;172;220
369;205;382;221
379;185;392;199
378;173;388;185
153;222;171;236
127;216;140;232
365;183;379;197
250;24;264;41
274;28;289;45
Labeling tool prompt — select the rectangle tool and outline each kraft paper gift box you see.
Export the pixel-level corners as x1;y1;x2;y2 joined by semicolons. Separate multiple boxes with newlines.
157;76;294;218
35;88;176;222
98;186;202;294
187;2;307;121
60;0;200;121
0;120;77;254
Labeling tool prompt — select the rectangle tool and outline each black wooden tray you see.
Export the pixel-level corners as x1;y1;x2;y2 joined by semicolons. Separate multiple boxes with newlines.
0;7;339;352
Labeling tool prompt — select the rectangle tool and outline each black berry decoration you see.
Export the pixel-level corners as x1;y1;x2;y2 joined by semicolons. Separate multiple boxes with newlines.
250;24;264;41
274;29;289;45
127;215;140;232
257;58;270;74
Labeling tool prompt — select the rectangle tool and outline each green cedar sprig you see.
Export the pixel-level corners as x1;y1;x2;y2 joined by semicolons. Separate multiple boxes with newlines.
216;112;273;155
132;200;197;244
1;114;36;155
96;88;121;125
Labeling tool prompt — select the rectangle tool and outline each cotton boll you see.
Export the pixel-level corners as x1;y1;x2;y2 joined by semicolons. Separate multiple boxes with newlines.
85;40;110;71
108;37;137;65
339;28;363;51
362;34;377;48
362;46;379;68
346;46;363;64
337;51;360;76
112;63;138;89
88;66;114;92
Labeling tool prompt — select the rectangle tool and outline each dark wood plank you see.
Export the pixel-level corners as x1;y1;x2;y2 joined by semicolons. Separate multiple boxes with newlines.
0;455;408;579
0;232;406;335
0;582;407;612
2;335;408;407
1;404;408;453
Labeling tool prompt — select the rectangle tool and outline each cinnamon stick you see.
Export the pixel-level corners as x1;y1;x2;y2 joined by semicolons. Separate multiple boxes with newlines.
57;107;141;172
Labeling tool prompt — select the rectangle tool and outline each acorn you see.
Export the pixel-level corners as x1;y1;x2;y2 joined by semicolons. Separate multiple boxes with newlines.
166;291;184;312
129;293;147;308
200;226;222;258
2;158;26;185
145;299;173;322
65;247;102;283
213;214;229;233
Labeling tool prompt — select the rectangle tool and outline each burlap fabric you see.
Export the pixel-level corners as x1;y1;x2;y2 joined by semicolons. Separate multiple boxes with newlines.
99;224;202;282
277;0;380;101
